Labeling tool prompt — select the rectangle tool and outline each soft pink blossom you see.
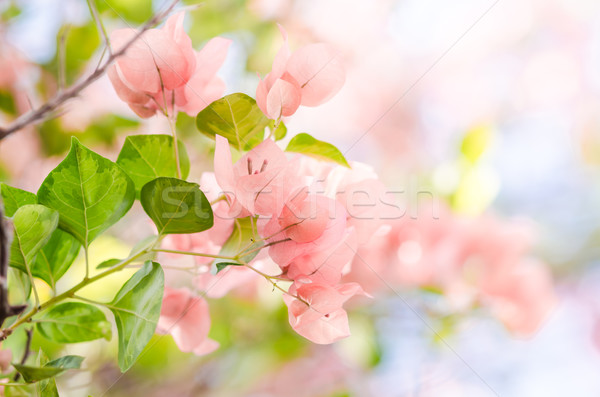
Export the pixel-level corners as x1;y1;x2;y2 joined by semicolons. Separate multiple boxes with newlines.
157;287;219;355
260;188;347;268
283;281;367;344
108;12;230;118
256;25;345;119
214;134;299;217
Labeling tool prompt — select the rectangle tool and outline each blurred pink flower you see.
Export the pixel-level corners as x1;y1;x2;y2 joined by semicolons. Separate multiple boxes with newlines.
157;287;218;355
0;347;12;373
480;259;557;336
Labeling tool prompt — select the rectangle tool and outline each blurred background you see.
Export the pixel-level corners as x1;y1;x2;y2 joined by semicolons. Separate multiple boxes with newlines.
1;0;600;396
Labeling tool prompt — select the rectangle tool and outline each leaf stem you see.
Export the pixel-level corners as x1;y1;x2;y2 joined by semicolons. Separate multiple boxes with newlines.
168;113;182;179
152;248;236;260
4;237;158;333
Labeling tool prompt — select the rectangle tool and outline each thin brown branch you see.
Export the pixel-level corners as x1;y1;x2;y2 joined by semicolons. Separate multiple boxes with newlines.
12;328;33;381
0;0;180;141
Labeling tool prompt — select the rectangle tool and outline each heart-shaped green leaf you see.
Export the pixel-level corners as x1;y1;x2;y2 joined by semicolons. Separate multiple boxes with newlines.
9;205;59;275
285;133;350;167
116;134;190;196
0;183;37;217
110;261;164;372
31;229;80;289
37;137;135;247
140;177;213;235
13;355;84;383
36;302;112;343
196;93;270;151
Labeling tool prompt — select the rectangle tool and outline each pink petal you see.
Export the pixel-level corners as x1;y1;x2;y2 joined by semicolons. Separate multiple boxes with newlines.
112;28;191;93
267;24;291;85
158;288;214;354
192;338;220;355
195;37;232;80
256;77;269;116
107;64;148;104
286;43;345;107
265;76;302;119
162;12;196;80
214;134;236;194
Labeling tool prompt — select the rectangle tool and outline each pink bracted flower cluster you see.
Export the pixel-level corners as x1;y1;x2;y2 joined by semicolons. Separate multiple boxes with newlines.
108;12;230;118
210;138;408;344
256;25;345;119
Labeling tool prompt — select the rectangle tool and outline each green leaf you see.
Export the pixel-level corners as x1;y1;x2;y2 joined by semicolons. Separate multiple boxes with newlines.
0;90;17;116
286;133;350;167
269;120;287;141
140;177;213;235
36;302;112;343
116;135;190;196
38;376;59;397
215;262;243;273
9;205;59;275
110;261;164;372
8;268;31;303
0;184;37;217
96;258;121;270
196;93;270;151
13;355;83;383
37;137;135;247
31;229;80;289
214;217;263;270
36;351;59;397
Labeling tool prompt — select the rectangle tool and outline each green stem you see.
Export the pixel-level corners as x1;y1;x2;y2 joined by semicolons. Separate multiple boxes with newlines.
152;248;236;260
84;246;90;280
6;238;157;333
238;260;308;305
168;113;182;179
209;195;226;206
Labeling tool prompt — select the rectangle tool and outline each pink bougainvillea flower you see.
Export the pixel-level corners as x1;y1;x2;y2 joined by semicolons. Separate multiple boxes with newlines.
108;12;230;118
157;287;219;355
214;134;298;217
283;281;368;344
260;188;347;268
256;25;345;119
